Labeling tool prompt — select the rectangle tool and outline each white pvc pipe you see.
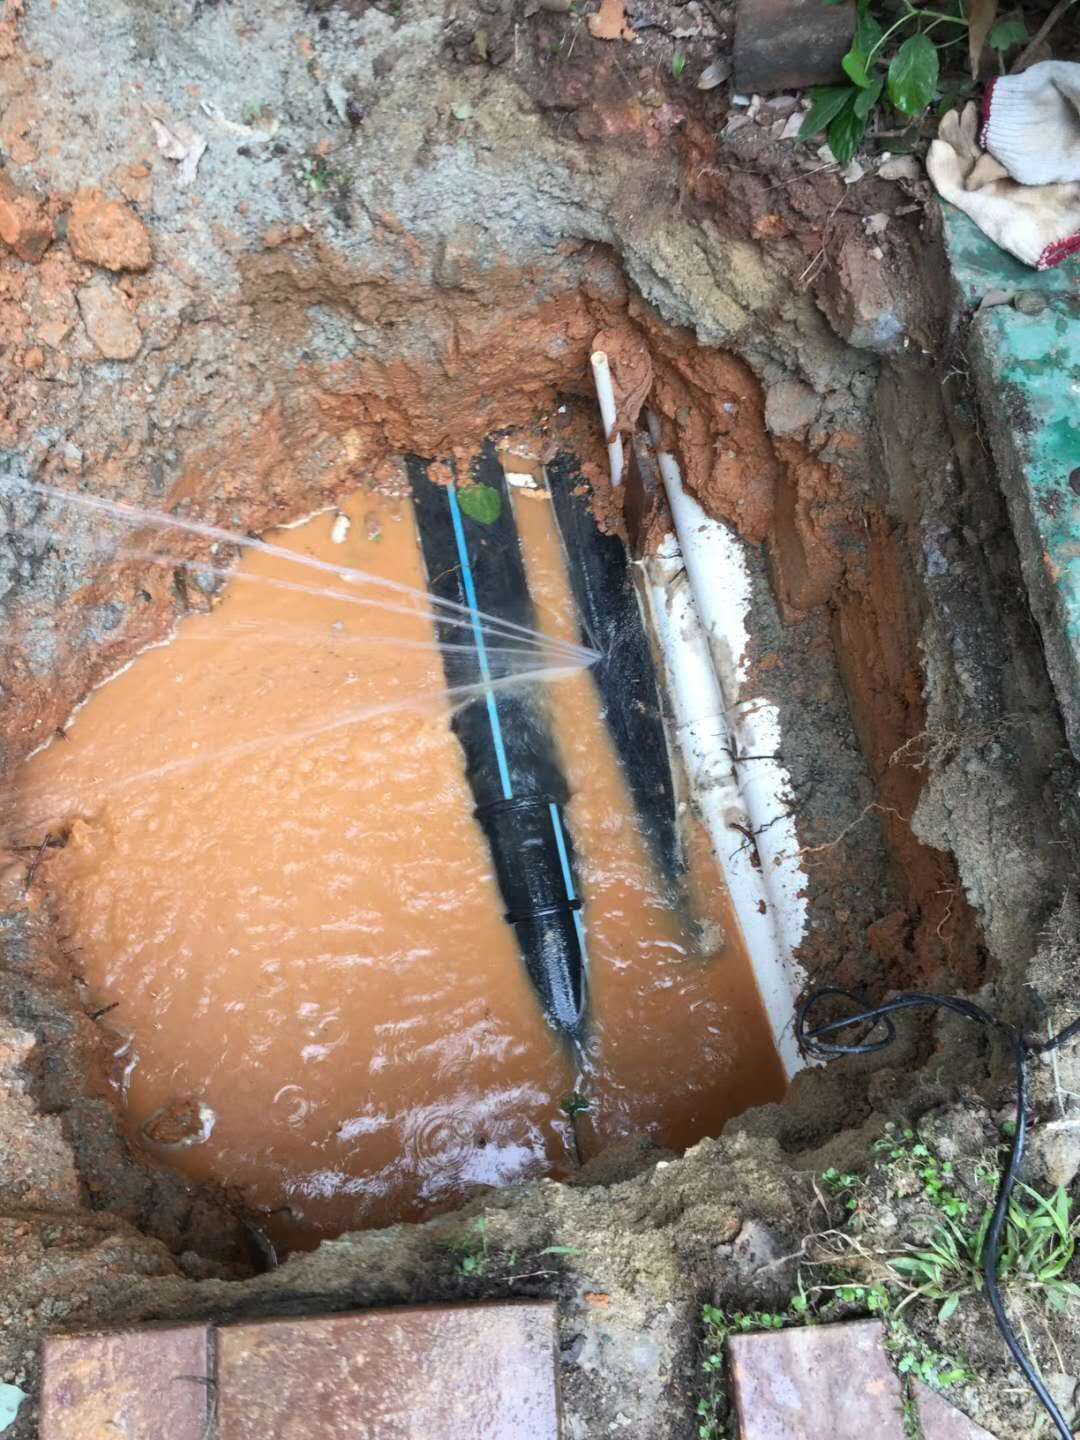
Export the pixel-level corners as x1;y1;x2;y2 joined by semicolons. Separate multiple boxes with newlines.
642;413;808;1074
590;351;624;488
645;541;803;1077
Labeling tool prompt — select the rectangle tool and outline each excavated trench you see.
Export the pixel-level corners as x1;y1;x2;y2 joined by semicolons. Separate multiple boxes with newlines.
0;240;997;1257
2;0;1080;1431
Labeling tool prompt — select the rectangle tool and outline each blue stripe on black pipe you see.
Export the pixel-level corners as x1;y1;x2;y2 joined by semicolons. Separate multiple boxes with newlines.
407;444;588;1037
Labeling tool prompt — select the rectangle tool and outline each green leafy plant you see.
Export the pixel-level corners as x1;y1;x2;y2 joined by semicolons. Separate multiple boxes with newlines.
457;483;502;525
456;1216;490;1276
672;50;687;80
822;1166;862;1213
988;14;1027;53
884;1316;973;1388
871;1125;970;1220
889;1181;1080;1316
300;157;351;197
800;0;965;164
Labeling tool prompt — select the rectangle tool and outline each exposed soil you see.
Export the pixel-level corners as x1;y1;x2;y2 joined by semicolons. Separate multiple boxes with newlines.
0;0;1079;1434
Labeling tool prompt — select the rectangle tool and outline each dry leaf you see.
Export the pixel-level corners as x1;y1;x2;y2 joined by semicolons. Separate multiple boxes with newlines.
587;0;635;41
145;107;208;188
148;116;186;162
968;0;998;78
200;99;279;142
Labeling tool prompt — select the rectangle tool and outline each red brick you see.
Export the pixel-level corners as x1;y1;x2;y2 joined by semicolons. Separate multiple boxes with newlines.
216;1302;559;1440
914;1381;997;1440
728;1318;906;1440
40;1323;212;1440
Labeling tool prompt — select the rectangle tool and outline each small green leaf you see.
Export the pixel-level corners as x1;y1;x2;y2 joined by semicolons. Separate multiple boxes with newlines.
843;3;883;84
539;1245;580;1255
456;483;502;525
853;74;884;119
989;16;1027;48
827;98;868;167
672;50;687;79
799;85;855;140
842;48;871;87
939;1293;960;1322
888;34;939;118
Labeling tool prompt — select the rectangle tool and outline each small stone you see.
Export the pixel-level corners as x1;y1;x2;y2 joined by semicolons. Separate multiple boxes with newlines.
878;155;921;182
21;347;44;370
0;172;53;262
1013;290;1048;317
62;442;82;474
765;379;818;436
977;287;1014;312
68;189;152;272
77;279;142;360
141;1098;215;1148
697;56;732;89
36;318;71;349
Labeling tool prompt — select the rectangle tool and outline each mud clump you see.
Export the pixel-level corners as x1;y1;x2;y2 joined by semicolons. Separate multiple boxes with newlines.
0;172;52;263
75;278;142;358
67;190;151;273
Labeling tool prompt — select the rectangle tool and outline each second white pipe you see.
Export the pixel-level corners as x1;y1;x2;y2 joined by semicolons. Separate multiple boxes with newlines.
590;351;623;488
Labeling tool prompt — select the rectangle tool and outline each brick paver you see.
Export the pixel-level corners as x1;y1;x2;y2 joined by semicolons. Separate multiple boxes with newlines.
914;1380;997;1440
216;1301;559;1440
41;1323;212;1440
728;1318;906;1440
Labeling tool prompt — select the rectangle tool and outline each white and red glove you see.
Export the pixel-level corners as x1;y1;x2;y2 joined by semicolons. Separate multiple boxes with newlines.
982;60;1080;185
927;100;1080;269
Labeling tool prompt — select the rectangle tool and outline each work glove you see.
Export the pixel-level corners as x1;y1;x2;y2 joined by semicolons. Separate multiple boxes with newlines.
982;60;1080;185
927;101;1080;269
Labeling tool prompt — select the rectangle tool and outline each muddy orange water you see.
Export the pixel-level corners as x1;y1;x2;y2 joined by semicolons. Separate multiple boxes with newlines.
12;485;784;1248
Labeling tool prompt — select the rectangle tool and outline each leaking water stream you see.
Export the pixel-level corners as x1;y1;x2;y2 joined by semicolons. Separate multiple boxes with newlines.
8;477;783;1249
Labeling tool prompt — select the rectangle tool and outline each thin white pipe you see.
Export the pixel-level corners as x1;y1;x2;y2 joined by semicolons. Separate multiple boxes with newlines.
590;350;624;488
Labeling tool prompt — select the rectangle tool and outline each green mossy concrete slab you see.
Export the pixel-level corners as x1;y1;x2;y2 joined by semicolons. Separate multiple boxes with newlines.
943;210;1080;752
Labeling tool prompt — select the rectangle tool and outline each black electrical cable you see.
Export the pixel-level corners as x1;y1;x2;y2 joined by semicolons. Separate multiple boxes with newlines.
796;988;1080;1440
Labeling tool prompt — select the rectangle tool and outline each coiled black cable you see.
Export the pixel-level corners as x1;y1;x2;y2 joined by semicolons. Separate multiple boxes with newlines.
797;988;1080;1440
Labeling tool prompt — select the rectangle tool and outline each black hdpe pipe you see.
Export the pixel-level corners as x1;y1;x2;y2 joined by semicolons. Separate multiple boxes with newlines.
546;451;683;890
408;445;587;1036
